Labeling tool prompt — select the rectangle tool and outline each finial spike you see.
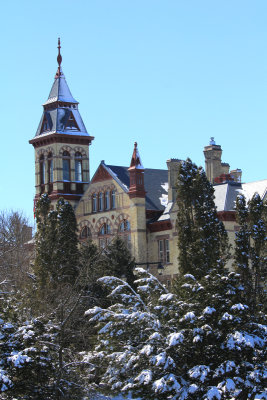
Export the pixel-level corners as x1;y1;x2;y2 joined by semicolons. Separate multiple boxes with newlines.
57;37;62;67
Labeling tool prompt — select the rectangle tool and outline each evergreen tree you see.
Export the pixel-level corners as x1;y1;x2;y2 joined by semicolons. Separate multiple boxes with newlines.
84;268;267;400
34;195;80;289
102;236;135;286
234;193;267;314
176;159;229;280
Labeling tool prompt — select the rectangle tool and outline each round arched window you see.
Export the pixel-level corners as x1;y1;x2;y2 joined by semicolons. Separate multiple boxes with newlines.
99;223;111;248
80;226;91;239
118;219;131;250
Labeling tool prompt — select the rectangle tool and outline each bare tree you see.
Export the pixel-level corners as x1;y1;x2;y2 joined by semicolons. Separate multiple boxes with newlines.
0;210;33;291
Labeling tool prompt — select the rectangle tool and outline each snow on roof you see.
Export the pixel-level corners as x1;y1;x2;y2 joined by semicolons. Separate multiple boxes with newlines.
213;184;229;212
241;180;267;201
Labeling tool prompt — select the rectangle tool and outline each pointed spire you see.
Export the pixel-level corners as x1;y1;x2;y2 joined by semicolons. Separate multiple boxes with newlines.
128;142;146;198
55;38;63;78
129;142;144;170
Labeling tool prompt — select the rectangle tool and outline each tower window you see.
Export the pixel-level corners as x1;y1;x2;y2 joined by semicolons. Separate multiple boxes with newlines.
48;152;53;183
63;151;71;181
65;111;80;131
75;152;82;182
39;155;45;185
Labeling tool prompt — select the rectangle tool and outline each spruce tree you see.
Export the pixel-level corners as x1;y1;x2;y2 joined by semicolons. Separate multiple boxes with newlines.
34;195;80;289
103;236;135;286
175;158;229;280
234;193;267;314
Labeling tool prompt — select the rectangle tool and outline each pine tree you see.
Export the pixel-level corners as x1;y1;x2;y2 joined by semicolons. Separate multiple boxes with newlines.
175;158;229;286
84;268;267;400
34;195;80;289
235;193;267;314
102;236;135;286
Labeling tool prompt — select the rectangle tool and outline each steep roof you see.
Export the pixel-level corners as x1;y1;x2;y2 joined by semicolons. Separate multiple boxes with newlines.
213;180;267;212
33;40;90;139
44;67;78;105
106;164;168;211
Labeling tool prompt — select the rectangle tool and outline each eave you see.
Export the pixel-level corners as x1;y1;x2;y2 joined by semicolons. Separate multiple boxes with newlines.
29;133;94;148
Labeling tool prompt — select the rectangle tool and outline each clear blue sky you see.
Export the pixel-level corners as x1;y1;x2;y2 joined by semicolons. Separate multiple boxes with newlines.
1;0;267;225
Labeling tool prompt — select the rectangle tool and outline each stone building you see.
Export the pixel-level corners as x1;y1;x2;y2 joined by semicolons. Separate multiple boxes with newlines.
30;42;267;284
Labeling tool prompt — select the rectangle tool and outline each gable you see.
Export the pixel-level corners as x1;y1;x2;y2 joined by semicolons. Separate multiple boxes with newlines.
91;164;113;183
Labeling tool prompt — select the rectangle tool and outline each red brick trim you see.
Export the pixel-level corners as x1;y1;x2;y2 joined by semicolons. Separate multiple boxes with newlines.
217;211;236;222
148;220;172;232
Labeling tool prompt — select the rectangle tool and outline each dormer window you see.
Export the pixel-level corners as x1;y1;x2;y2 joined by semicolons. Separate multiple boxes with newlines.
65;111;80;131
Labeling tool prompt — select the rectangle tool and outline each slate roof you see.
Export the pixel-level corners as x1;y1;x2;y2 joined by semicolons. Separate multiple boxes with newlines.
44;67;78;105
34;67;89;138
213;180;267;212
106;164;168;211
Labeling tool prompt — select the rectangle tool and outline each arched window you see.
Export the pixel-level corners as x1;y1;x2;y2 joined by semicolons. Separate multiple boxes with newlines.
80;226;91;239
92;193;97;212
119;220;131;232
48;152;53;183
39;155;45;185
75;152;82;182
105;190;110;210
63;151;70;181
111;190;116;209
99;223;111;248
99;192;103;211
118;219;131;249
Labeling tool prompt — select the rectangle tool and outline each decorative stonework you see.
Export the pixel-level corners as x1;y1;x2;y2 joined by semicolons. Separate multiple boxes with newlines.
114;213;130;231
91;165;113;183
95;217;113;233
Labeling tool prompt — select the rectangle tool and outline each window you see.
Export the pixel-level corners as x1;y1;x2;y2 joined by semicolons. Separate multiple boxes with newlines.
48;152;53;183
39;155;45;185
63;151;70;181
111;190;116;209
99;223;111;248
92;194;97;212
118;220;131;249
75;152;82;181
105;191;110;210
158;239;170;264
99;192;103;211
80;226;91;239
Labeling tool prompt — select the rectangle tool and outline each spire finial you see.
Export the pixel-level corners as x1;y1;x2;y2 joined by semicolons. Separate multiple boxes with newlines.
134;141;137;148
57;37;62;67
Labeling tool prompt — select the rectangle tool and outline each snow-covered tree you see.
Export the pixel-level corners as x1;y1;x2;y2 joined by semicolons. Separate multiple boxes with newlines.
175;159;229;280
234;193;267;314
84;269;267;400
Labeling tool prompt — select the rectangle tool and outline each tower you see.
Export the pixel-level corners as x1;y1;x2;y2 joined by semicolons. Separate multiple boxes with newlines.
127;142;147;261
203;137;229;183
29;39;94;210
